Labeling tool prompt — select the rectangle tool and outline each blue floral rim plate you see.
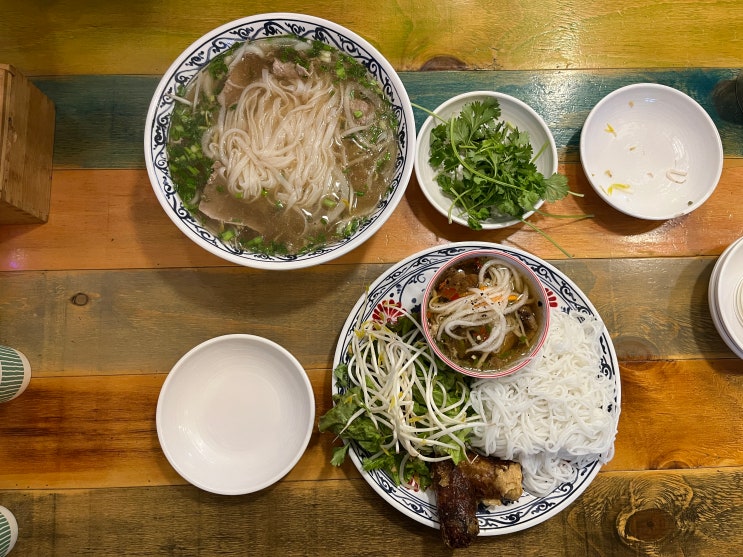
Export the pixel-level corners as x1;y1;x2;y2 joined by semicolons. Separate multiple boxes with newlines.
331;241;621;535
144;13;415;269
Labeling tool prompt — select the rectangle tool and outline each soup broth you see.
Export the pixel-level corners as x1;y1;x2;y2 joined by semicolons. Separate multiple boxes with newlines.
166;36;399;255
426;256;543;371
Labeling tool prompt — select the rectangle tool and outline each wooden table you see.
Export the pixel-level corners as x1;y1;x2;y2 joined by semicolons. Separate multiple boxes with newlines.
1;2;742;555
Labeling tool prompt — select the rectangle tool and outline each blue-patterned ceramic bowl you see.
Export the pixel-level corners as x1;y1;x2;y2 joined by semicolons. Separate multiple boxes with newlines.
145;14;414;269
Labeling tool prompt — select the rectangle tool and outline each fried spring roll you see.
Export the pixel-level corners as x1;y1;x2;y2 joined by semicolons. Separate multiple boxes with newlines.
458;453;523;503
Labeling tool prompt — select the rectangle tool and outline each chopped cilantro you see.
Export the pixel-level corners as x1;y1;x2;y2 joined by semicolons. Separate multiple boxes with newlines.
425;97;569;228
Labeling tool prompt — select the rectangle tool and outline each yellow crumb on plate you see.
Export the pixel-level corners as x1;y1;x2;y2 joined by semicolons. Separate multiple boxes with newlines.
606;183;632;195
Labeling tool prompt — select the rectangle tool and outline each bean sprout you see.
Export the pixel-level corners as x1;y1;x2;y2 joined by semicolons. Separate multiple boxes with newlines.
341;308;486;485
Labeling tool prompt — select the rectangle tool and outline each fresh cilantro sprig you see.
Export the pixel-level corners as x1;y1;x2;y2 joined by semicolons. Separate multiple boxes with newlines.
415;97;590;257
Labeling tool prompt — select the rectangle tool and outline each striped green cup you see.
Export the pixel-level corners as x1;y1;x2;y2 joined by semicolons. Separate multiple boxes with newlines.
0;346;31;403
0;506;17;557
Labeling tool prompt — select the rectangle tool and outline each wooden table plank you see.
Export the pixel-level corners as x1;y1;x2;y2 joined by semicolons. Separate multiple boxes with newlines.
1;357;742;491
30;69;743;170
0;163;741;272
0;4;741;555
1;467;742;556
2;2;742;75
0;257;738;375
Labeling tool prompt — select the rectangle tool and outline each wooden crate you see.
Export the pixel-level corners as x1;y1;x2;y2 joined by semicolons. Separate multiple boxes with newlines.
0;64;55;224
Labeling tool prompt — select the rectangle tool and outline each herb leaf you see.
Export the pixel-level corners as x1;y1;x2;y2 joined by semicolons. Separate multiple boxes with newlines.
424;97;569;228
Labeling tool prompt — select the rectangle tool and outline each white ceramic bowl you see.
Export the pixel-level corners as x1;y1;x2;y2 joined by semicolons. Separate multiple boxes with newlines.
421;248;550;378
414;91;558;229
156;335;315;495
709;236;743;359
144;14;415;269
580;83;723;220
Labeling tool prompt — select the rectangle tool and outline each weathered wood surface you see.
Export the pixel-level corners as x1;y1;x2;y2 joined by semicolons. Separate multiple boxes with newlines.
0;162;741;272
27;70;743;170
1;468;742;556
0;258;738;375
1;357;742;491
1;1;742;74
1;1;743;555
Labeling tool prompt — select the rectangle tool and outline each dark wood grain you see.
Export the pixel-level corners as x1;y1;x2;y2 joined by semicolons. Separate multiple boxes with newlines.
2;468;742;556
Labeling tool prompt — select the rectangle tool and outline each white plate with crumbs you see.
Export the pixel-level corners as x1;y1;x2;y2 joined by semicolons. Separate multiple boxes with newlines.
157;334;315;495
580;83;723;220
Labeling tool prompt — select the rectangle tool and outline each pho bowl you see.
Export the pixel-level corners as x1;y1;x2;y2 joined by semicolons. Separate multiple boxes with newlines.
580;83;723;220
156;334;315;495
414;91;558;229
421;248;550;378
145;13;415;269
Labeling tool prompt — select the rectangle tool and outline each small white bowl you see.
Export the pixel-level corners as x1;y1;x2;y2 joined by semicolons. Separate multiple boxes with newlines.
415;91;558;229
580;83;723;220
156;335;315;495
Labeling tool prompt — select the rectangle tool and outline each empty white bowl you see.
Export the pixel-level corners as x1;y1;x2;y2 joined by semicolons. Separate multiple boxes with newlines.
580;83;723;220
156;335;315;494
415;91;558;229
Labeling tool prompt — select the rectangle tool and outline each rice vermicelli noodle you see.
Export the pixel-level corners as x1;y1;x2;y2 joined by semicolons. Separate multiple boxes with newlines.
469;310;619;496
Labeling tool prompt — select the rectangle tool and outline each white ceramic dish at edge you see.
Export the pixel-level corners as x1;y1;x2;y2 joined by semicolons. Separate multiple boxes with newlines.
580;83;723;220
144;13;415;270
710;237;743;357
415;91;557;229
156;334;315;495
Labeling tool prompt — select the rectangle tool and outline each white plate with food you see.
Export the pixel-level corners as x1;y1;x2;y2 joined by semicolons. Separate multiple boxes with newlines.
321;242;620;545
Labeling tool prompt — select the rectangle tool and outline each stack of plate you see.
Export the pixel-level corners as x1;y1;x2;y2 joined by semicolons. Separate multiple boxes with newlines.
709;236;743;359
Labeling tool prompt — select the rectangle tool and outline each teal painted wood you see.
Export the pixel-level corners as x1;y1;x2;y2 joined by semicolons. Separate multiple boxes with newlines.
407;68;743;160
33;69;742;170
34;76;158;170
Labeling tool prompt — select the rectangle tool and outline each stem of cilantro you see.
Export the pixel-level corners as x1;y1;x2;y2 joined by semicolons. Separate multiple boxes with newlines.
446;186;475;223
519;218;573;258
531;141;548;165
535;209;594;220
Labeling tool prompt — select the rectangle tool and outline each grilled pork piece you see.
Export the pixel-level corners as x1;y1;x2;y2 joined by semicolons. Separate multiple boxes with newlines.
431;459;479;549
432;454;523;548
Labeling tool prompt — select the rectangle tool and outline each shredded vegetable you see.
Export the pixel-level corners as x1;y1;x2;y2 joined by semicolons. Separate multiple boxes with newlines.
318;308;485;490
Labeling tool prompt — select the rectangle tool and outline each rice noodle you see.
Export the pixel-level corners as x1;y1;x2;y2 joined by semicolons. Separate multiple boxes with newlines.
468;310;619;496
168;37;399;254
427;259;535;368
200;62;381;222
